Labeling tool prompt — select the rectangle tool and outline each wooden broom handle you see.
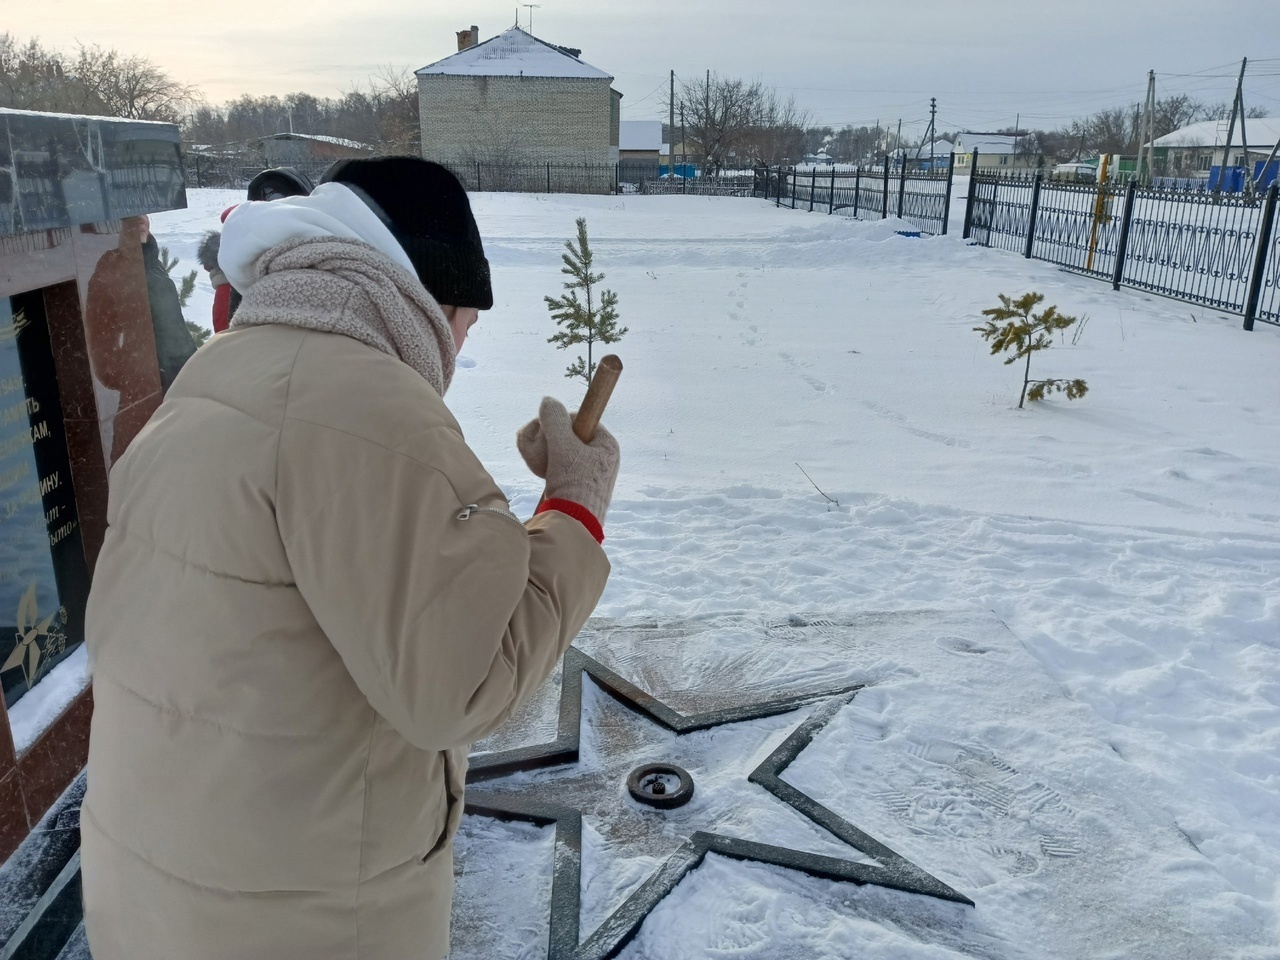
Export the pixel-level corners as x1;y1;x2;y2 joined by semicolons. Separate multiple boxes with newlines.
573;355;623;442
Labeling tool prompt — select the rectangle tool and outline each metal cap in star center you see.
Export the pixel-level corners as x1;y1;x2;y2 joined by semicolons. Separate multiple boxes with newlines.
627;763;695;809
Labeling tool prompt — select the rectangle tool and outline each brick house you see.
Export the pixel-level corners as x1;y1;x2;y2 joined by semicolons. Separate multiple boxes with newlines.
417;25;621;171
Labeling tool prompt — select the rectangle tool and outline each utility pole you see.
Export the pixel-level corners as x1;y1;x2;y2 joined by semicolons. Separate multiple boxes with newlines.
705;68;711;175
895;118;902;167
680;104;686;173
1139;70;1156;184
1217;57;1247;195
669;69;675;177
929;97;937;168
1240;82;1252;191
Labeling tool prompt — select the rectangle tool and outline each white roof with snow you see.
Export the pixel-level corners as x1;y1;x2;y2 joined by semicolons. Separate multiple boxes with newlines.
264;132;369;150
953;133;1019;155
620;121;663;151
417;26;611;80
1149;117;1280;150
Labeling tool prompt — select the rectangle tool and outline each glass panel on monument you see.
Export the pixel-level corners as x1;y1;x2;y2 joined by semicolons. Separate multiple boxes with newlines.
0;291;90;711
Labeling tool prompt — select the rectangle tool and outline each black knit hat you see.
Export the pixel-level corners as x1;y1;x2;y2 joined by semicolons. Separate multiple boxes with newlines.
247;166;315;201
320;156;492;309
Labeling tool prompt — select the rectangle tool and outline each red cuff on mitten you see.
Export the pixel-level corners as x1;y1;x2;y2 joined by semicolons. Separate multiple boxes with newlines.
536;498;604;544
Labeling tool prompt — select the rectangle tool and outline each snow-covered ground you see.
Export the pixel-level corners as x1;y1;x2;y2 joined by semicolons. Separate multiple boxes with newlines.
138;188;1280;958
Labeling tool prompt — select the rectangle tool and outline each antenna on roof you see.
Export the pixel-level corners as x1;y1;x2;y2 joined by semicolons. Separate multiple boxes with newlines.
522;3;541;32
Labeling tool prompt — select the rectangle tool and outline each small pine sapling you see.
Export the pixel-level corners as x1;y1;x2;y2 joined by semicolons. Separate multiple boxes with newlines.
185;321;212;347
545;217;627;385
159;245;198;308
973;292;1088;408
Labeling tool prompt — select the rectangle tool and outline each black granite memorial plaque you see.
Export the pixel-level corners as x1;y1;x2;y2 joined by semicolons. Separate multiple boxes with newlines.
0;108;185;236
0;291;90;710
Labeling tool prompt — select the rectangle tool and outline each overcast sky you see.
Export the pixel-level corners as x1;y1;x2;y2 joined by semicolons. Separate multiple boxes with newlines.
12;0;1280;138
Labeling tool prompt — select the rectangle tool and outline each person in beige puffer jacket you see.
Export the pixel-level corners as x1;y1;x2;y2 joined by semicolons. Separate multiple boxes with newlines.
81;157;619;960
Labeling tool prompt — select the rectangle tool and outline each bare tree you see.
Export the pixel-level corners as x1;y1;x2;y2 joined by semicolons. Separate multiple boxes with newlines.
369;65;420;155
0;34;200;122
73;43;201;121
743;87;811;167
0;33;96;113
674;72;760;175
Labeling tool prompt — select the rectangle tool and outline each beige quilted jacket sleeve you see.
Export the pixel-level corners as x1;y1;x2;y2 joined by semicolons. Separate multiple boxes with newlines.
275;408;610;752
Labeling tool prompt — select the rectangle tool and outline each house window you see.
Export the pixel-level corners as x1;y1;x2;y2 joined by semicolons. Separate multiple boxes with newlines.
999;155;1008;165
1198;154;1210;171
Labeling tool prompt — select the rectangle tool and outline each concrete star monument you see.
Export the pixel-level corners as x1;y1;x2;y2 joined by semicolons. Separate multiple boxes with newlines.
463;644;971;960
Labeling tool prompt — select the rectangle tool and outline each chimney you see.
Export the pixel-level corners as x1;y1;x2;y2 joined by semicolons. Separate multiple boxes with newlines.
456;25;479;51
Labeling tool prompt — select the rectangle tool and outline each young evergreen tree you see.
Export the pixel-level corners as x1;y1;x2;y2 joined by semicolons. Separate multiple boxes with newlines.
545;217;627;385
159;246;210;346
185;321;211;347
974;292;1087;408
159;245;198;308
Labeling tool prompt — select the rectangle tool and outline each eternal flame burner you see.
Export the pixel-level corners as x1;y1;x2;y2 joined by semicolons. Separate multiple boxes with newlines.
626;763;695;809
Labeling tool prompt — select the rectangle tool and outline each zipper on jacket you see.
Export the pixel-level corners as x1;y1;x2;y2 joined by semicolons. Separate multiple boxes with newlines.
457;503;526;531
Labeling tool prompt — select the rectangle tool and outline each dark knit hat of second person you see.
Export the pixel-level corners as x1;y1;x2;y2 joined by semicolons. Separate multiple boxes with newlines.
320;157;492;310
246;166;315;201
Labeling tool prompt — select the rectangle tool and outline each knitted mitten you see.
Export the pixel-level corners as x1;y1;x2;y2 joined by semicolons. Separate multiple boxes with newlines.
516;396;620;523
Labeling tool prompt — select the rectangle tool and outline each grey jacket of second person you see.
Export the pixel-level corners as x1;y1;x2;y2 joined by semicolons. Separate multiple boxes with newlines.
140;234;197;390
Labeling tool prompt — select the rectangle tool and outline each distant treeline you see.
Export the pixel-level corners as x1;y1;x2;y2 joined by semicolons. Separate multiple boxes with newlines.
1;34;1269;168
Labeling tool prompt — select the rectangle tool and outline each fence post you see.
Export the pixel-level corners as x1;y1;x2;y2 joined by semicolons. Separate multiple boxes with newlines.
1243;181;1279;331
962;149;979;239
1111;178;1140;291
897;161;907;218
615;163;619;195
1024;170;1044;259
809;169;817;212
475;162;481;192
881;155;890;219
853;167;861;218
941;154;955;235
829;167;836;215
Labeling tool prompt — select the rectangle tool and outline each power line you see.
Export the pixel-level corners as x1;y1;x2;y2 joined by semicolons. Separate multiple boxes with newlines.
623;77;669;109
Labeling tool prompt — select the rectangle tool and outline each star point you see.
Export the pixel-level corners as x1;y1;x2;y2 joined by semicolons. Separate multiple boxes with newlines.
463;645;971;960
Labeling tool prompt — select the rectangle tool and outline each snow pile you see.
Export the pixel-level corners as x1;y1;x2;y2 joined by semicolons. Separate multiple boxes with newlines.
6;643;88;754
146;189;1279;959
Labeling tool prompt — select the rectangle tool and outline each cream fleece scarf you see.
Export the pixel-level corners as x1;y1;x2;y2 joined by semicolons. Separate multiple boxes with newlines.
228;236;456;396
218;182;416;292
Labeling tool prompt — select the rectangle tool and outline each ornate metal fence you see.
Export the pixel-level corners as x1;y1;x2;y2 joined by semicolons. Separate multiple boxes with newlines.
754;159;954;236
1122;186;1265;313
446;162;618;195
1245;184;1280;328
964;161;1280;330
1026;178;1126;279
639;175;756;197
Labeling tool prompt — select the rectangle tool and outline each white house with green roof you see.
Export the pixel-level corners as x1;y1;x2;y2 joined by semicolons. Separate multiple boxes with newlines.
416;25;621;173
